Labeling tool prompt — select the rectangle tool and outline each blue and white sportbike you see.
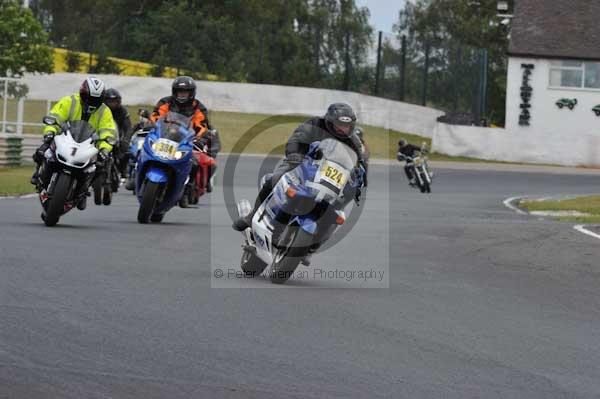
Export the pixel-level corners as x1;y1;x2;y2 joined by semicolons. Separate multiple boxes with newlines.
135;112;194;223
236;138;364;284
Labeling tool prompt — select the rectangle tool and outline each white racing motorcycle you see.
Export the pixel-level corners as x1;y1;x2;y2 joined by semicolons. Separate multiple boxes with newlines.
34;117;100;226
236;138;363;284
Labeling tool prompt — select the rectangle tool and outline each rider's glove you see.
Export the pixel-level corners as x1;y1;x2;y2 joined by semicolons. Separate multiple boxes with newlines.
43;133;55;144
96;149;109;169
286;153;304;165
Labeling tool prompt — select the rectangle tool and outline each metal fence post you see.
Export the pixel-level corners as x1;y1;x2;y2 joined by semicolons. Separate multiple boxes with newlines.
343;30;351;91
374;31;383;96
400;35;406;102
17;98;24;136
480;48;489;122
421;42;430;106
2;79;7;134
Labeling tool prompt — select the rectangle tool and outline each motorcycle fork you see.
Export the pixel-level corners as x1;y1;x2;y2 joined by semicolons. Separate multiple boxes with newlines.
415;166;424;185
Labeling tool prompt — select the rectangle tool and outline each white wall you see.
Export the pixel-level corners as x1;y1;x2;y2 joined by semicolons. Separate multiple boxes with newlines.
432;56;600;167
506;57;600;140
22;73;444;138
432;123;600;166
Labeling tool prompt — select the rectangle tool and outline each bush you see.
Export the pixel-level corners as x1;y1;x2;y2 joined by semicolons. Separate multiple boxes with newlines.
89;54;121;75
65;50;82;72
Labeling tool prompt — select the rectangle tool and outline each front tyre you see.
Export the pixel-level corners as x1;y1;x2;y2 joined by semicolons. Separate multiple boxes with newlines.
44;173;72;227
150;213;164;223
138;180;161;224
270;227;313;284
241;249;268;277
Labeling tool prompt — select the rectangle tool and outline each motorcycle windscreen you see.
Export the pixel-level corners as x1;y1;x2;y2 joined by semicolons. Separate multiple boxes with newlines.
314;139;358;194
156;112;195;143
67;120;96;143
317;139;358;171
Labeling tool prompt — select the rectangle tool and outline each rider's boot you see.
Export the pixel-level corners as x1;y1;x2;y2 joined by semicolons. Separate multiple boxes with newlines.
76;191;90;210
232;181;271;231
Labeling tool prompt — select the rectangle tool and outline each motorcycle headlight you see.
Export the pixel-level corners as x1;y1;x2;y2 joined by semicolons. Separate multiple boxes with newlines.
174;151;187;160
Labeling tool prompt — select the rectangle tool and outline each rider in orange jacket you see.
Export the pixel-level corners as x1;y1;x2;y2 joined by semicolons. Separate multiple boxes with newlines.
151;76;220;191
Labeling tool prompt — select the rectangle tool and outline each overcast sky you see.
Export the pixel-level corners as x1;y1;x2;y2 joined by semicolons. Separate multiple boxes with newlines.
355;0;408;33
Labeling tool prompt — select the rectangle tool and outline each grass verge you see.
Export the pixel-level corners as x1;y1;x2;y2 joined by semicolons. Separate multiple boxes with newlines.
519;196;600;224
0;165;36;196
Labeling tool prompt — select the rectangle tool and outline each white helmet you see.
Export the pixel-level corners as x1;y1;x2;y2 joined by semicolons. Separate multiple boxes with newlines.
79;77;106;112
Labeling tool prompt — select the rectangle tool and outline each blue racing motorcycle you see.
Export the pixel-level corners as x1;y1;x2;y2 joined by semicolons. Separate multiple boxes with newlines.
135;112;194;223
236;138;364;284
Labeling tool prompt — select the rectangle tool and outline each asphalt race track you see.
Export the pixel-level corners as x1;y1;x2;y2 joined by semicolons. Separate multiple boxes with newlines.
2;156;600;398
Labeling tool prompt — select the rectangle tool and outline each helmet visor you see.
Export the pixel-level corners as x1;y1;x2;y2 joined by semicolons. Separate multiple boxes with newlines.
333;123;352;136
105;98;120;109
87;95;103;111
174;89;193;103
332;115;355;136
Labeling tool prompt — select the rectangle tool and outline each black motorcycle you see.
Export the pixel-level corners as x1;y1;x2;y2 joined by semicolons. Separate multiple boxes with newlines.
92;150;120;206
398;143;433;193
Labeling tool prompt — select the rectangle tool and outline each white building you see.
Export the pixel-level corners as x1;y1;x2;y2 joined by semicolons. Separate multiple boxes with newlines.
434;0;600;166
505;0;600;143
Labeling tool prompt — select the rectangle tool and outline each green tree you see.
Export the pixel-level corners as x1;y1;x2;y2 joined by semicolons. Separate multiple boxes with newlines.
29;0;375;92
0;0;53;77
392;0;509;124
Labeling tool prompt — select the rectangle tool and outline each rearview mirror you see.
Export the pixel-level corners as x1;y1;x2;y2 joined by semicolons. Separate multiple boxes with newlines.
43;116;58;126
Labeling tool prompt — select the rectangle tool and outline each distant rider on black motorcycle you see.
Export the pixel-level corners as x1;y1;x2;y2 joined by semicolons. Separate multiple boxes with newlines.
233;102;367;232
397;139;426;186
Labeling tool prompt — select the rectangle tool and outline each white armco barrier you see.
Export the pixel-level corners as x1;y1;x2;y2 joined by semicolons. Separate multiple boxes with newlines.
432;122;600;167
22;73;443;138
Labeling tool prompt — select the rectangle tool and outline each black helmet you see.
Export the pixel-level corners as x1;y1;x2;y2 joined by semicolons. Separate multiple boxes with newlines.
104;88;122;109
398;139;408;148
172;76;196;105
325;103;356;139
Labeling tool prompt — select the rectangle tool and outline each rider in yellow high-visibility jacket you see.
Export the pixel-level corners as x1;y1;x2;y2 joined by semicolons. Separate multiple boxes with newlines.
32;77;116;210
43;89;116;153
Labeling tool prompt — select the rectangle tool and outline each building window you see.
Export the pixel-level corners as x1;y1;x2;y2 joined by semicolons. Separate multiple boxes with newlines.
550;60;600;89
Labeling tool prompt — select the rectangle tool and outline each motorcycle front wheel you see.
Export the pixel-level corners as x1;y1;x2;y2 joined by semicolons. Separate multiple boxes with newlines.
241;249;268;277
138;181;161;224
44;173;72;227
270;227;313;284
